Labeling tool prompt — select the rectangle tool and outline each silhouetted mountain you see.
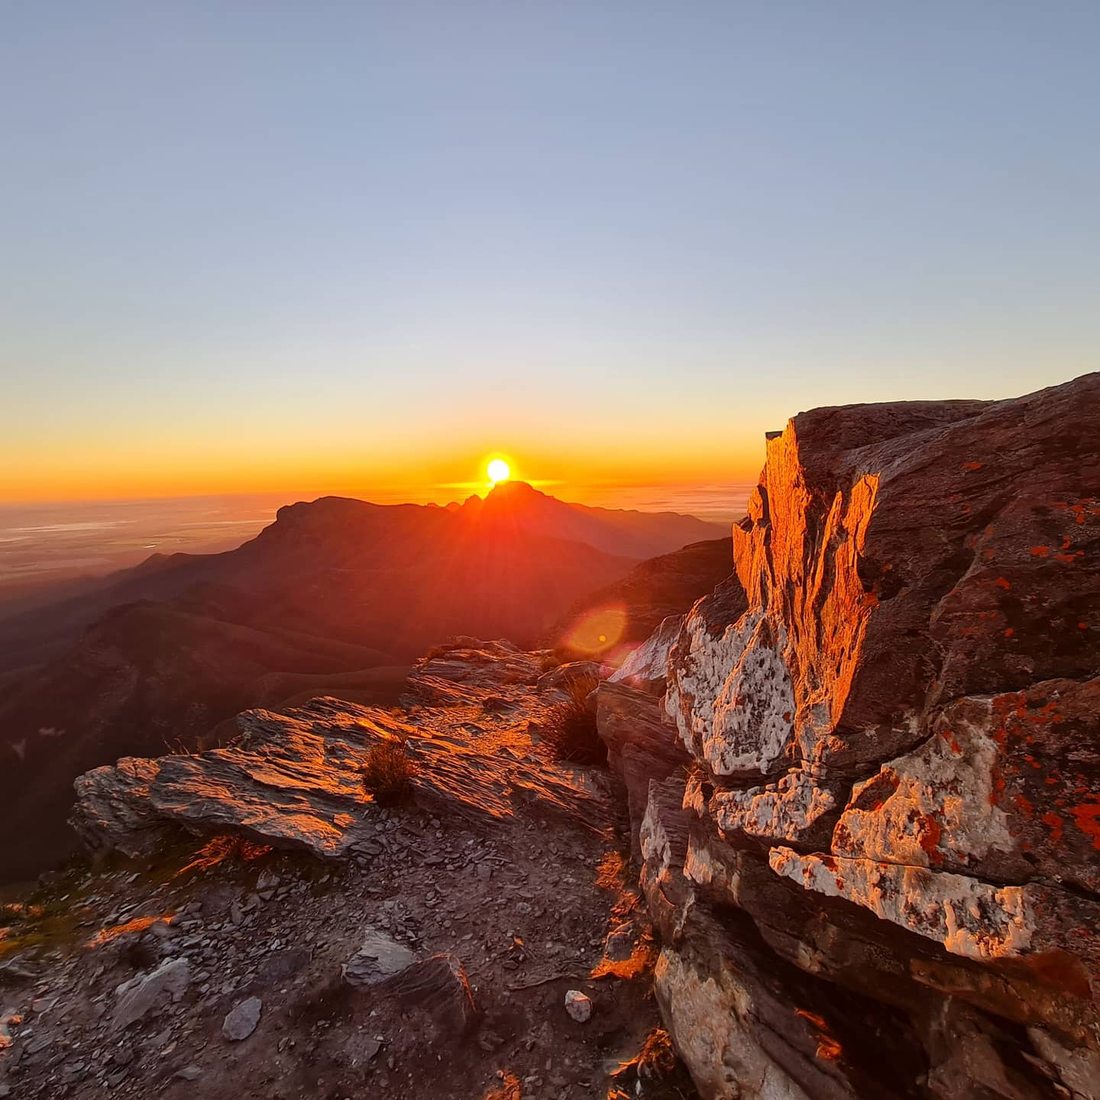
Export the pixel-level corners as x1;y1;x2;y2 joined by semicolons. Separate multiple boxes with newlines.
0;485;723;879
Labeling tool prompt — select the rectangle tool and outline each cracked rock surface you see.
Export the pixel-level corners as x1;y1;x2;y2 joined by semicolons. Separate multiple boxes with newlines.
626;373;1100;1097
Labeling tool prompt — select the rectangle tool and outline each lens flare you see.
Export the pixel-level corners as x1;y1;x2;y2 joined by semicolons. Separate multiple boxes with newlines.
562;605;628;656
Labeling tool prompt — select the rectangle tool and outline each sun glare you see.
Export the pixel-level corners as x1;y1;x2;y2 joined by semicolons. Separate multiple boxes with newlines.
487;458;511;484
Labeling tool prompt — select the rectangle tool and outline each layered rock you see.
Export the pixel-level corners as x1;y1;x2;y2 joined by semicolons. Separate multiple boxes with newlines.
647;374;1100;1097
72;641;616;861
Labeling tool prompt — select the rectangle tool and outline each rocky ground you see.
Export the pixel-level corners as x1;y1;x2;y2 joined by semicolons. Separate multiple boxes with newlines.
0;641;697;1100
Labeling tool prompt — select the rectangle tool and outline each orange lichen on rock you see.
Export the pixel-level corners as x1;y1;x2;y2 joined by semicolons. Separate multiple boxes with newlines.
1069;801;1100;850
86;913;174;949
590;937;658;981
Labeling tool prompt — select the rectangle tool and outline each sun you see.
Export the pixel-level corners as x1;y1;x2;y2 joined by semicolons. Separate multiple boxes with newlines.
487;458;511;485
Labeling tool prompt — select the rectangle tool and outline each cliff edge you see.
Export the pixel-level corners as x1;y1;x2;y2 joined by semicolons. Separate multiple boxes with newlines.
625;372;1100;1097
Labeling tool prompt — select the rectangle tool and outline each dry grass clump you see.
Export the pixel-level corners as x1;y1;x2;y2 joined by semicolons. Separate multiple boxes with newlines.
360;739;416;805
172;835;273;880
482;1072;522;1100
609;1028;695;1097
539;679;605;765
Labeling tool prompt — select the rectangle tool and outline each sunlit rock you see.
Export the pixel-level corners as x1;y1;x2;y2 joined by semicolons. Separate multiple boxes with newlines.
647;373;1100;1098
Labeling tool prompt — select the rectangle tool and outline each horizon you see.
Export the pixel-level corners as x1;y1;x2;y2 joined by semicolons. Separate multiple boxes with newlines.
4;4;1099;502
0;477;753;594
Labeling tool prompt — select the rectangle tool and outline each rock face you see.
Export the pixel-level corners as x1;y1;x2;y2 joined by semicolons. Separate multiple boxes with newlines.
644;375;1100;1097
6;637;687;1100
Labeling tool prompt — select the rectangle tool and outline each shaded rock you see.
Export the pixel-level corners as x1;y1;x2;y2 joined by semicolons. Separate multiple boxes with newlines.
604;922;636;962
222;996;262;1041
255;948;311;987
112;957;190;1031
342;930;417;988
596;681;688;858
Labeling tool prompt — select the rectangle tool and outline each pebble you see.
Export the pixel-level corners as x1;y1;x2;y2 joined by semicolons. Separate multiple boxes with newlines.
564;989;592;1023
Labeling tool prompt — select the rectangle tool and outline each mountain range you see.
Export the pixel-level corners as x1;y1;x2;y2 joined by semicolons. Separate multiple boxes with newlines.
0;482;728;880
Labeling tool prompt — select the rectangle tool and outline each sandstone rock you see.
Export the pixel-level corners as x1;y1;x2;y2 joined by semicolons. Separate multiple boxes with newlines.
111;957;190;1031
649;374;1100;1098
563;989;592;1022
221;996;262;1041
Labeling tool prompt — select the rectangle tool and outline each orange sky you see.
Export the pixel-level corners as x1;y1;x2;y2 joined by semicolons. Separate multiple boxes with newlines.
3;5;1096;508
0;417;767;505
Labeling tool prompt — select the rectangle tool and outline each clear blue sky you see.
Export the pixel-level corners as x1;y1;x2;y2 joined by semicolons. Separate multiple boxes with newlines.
2;2;1098;501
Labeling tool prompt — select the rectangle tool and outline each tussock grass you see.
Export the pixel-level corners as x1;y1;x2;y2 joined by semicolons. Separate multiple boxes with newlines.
540;678;605;765
361;740;416;805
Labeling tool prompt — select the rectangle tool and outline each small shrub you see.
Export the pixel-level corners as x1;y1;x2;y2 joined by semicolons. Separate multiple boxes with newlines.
539;682;606;766
360;740;415;805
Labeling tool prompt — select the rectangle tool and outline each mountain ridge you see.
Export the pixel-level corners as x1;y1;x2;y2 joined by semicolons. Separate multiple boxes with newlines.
0;483;726;880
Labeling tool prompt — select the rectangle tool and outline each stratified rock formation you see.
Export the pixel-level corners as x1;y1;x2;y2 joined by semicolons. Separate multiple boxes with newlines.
72;641;616;861
622;374;1100;1097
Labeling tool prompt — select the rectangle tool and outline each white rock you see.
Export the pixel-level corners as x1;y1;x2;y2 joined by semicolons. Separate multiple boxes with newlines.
564;989;592;1023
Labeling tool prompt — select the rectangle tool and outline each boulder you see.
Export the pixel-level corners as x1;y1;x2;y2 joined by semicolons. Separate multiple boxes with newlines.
564;990;592;1022
650;374;1100;1098
342;930;417;988
537;660;601;699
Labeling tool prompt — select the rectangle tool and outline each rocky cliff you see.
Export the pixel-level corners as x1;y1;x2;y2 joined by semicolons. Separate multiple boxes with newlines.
617;373;1100;1097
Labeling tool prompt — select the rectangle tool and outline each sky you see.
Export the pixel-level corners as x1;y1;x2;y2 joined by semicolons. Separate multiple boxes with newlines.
2;1;1098;504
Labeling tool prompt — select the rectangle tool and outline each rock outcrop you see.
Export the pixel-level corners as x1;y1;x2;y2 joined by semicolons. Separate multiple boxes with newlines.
628;374;1100;1097
71;642;616;861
